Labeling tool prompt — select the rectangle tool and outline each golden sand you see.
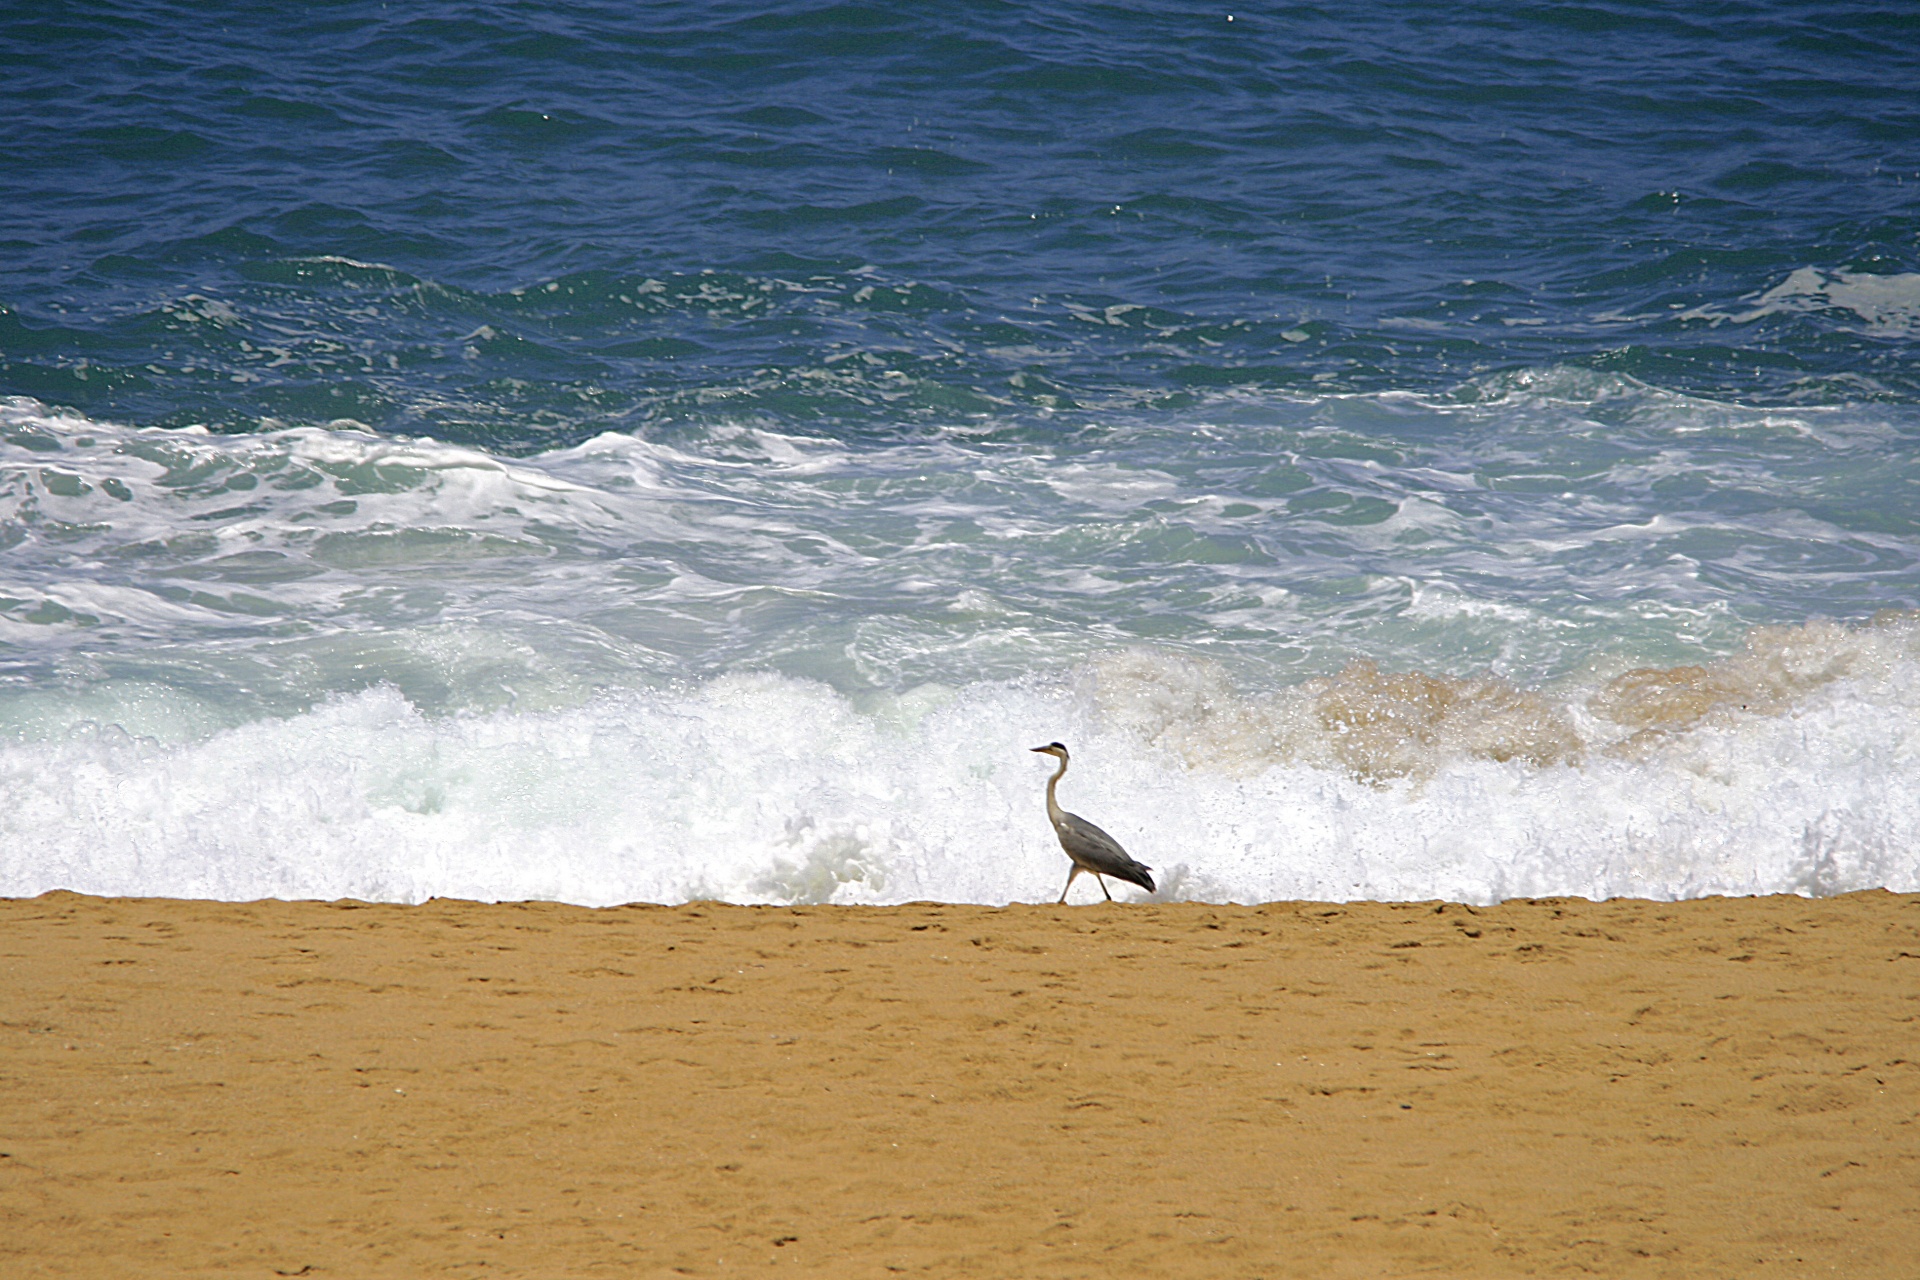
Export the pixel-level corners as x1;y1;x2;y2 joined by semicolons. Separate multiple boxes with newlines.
3;890;1916;1277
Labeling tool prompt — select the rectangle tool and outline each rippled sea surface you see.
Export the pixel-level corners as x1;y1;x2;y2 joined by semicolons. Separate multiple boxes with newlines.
4;2;1919;905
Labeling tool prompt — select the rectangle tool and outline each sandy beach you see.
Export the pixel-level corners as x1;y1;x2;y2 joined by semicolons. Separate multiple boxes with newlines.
2;890;1916;1277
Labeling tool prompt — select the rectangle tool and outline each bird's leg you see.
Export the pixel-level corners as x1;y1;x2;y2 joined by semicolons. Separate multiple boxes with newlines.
1097;873;1113;901
1058;864;1081;905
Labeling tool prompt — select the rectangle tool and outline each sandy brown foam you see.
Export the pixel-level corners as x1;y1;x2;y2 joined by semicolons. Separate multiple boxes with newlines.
1095;611;1920;782
3;891;1917;1277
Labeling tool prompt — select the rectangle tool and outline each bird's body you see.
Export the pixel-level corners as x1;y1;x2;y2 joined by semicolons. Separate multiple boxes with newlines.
1030;742;1155;903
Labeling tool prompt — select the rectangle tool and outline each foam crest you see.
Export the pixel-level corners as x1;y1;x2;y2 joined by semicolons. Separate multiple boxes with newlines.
1590;612;1920;750
1093;649;1583;782
1096;615;1920;783
4;631;1917;907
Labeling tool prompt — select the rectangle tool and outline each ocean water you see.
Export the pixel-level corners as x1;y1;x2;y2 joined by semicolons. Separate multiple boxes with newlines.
3;1;1918;905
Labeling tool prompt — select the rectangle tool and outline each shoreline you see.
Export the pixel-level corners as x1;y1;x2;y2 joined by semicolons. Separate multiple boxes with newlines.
4;889;1916;1276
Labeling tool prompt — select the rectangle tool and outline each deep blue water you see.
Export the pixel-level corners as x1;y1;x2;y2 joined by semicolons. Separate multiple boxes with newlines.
5;1;1918;445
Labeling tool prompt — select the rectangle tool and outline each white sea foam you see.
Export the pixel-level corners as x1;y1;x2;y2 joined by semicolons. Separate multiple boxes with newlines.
3;630;1917;907
3;389;1919;905
6;384;1914;691
1683;267;1920;338
1743;268;1920;338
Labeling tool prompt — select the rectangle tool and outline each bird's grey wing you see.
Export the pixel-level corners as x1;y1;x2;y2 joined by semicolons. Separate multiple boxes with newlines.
1057;812;1155;890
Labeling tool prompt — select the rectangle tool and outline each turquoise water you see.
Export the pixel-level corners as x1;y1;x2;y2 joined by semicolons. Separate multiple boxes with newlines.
3;2;1918;904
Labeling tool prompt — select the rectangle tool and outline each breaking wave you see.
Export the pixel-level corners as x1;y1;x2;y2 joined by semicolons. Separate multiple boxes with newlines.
4;616;1917;907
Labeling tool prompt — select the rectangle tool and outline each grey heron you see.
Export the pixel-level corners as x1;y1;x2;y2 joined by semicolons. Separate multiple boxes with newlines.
1030;742;1155;904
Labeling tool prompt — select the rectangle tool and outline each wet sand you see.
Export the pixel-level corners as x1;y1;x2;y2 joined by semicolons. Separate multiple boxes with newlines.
2;890;1916;1278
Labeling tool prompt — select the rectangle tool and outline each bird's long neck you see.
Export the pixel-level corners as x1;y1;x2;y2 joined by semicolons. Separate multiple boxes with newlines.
1044;755;1068;824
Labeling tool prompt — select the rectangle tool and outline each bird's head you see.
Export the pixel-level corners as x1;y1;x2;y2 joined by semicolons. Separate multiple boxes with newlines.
1029;741;1069;761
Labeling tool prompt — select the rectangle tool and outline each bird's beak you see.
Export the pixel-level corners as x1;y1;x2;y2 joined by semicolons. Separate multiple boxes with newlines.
1029;745;1049;753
